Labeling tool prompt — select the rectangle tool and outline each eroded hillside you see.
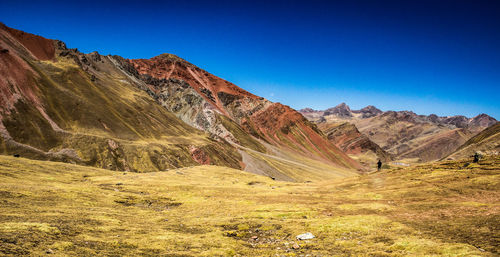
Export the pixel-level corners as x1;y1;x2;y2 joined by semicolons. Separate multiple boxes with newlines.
0;23;241;172
0;23;361;181
447;122;500;160
127;54;362;172
318;122;392;167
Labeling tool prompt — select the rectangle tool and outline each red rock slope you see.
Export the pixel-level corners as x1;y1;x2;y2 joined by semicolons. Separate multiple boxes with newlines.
128;55;362;170
0;23;55;60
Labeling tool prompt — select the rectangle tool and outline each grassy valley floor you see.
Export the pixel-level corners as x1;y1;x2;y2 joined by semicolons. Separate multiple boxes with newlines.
0;155;498;256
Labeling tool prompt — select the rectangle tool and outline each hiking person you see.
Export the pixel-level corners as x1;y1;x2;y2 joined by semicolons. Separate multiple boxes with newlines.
473;152;480;163
377;160;382;171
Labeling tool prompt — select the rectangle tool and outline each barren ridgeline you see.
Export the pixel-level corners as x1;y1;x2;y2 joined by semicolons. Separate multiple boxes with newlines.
300;104;497;166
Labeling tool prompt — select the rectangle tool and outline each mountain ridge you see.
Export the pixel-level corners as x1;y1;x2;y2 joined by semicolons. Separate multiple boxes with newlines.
300;103;496;163
0;23;244;171
300;103;497;129
0;23;362;181
125;49;363;172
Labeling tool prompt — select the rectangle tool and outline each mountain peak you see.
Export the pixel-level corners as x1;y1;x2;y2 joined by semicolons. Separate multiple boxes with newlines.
146;53;195;68
470;113;497;128
324;103;352;117
356;105;383;118
299;108;317;113
336;102;350;109
473;113;496;120
360;105;381;112
153;53;187;62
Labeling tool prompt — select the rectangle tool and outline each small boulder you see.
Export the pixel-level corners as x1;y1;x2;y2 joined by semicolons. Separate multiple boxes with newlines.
296;232;315;240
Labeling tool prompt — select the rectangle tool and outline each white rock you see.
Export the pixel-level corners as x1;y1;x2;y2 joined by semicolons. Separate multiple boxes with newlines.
296;232;315;240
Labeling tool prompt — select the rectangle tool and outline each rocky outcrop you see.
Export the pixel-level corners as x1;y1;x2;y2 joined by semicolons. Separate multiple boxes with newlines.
190;146;211;165
138;76;239;144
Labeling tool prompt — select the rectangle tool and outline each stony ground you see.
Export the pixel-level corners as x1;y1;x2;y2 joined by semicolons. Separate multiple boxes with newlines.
0;155;498;256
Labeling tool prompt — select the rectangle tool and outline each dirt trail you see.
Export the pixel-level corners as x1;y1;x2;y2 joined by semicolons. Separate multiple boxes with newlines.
236;143;356;180
238;149;295;181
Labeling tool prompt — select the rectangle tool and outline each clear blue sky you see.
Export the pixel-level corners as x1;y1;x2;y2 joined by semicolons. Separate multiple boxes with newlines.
2;0;499;119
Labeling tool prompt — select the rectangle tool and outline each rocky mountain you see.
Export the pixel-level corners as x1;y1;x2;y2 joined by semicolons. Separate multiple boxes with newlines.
317;122;392;167
352;105;384;118
123;51;363;176
0;23;361;181
446;121;500;160
300;103;497;162
0;23;242;171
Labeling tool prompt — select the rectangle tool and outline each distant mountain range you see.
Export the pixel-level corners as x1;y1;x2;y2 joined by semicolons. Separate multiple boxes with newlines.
300;103;497;163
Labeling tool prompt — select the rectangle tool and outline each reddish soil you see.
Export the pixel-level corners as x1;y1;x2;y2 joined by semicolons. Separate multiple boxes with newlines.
250;103;362;169
1;23;55;61
321;123;365;155
295;122;362;169
0;28;42;115
250;103;305;135
129;54;259;114
190;146;211;165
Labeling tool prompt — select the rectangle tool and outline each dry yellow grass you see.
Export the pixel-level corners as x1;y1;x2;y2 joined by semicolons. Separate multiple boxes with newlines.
0;155;498;256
